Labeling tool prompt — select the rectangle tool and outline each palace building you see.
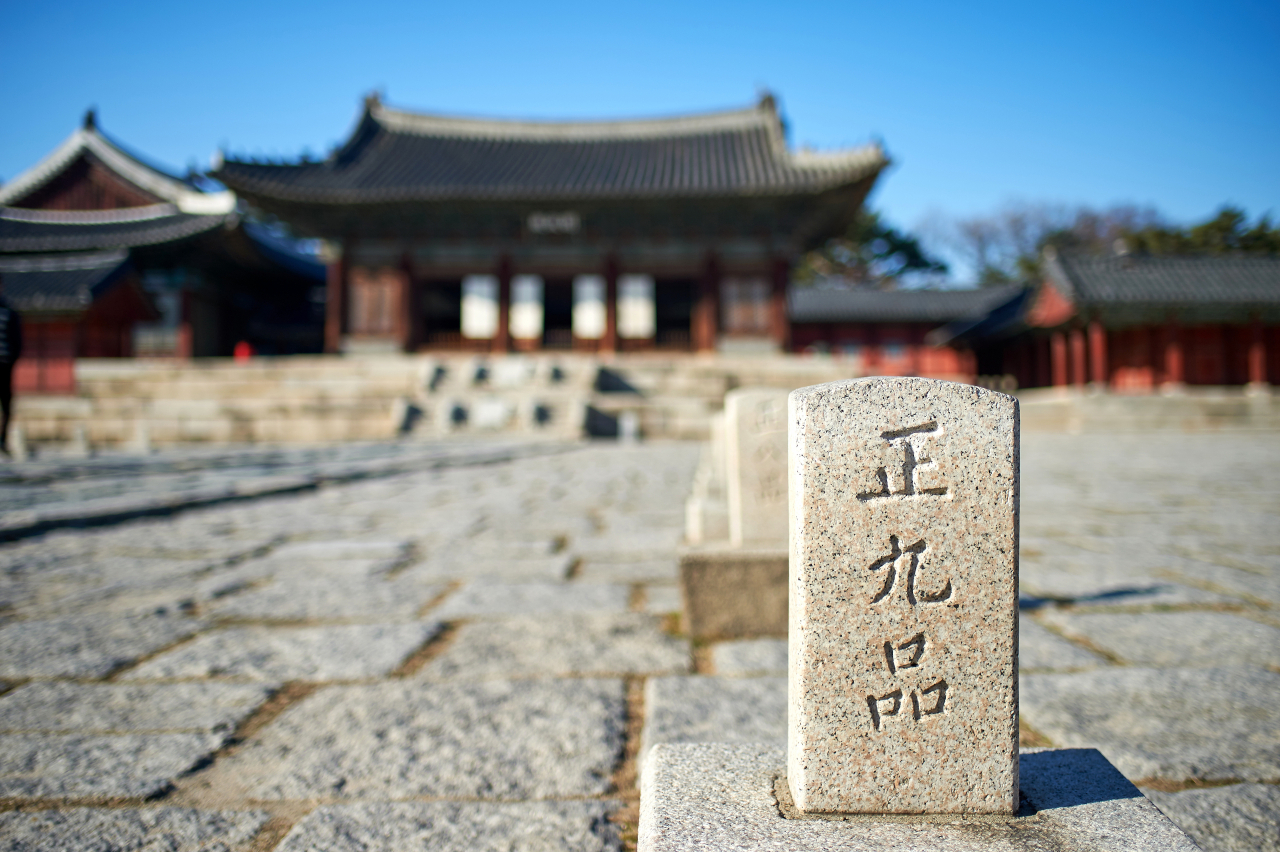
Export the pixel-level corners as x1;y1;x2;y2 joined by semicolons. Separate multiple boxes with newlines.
0;112;324;392
214;93;889;355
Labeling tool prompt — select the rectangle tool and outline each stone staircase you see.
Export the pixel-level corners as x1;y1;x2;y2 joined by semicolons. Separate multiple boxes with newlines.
13;354;866;449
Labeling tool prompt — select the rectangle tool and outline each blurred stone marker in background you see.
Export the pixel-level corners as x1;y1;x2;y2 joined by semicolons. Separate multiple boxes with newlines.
726;388;789;548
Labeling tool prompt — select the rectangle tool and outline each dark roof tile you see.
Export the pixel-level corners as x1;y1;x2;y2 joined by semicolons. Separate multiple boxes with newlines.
1047;251;1280;305
215;100;887;204
0;250;129;312
0;206;230;253
788;285;1024;324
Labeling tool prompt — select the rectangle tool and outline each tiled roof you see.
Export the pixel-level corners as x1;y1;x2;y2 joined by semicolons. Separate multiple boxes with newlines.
0;114;235;215
1046;250;1280;305
0;205;230;253
788;284;1024;324
0;250;129;312
214;96;887;204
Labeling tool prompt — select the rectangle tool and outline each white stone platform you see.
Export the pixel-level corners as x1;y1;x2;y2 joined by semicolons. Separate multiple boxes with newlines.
639;743;1199;851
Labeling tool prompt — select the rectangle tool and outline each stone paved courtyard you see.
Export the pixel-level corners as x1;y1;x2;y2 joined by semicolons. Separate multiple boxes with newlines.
0;434;1277;851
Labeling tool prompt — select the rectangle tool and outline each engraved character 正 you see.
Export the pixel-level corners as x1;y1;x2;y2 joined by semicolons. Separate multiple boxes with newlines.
857;421;949;501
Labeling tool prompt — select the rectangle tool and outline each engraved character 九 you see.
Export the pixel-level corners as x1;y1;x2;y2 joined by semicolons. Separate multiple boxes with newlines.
867;535;952;605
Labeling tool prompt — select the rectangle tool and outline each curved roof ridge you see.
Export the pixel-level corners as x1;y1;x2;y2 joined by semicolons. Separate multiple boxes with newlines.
1;203;179;224
0;249;128;273
370;99;778;141
0;120;235;215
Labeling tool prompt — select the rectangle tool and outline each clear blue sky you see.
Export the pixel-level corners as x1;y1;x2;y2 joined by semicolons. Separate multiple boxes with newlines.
2;0;1276;276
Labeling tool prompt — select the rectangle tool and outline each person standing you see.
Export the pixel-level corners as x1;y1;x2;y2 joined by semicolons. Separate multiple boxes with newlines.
0;278;23;457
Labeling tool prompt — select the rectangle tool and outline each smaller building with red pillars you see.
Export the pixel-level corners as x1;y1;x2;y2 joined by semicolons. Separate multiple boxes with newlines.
942;247;1280;391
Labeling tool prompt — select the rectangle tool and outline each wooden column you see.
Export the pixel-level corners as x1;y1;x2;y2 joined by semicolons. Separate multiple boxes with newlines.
324;244;347;354
1088;319;1108;387
770;257;790;352
1069;327;1086;387
1050;331;1067;387
693;252;720;353
1163;318;1184;386
494;255;512;354
398;254;415;352
1248;316;1267;385
603;255;618;354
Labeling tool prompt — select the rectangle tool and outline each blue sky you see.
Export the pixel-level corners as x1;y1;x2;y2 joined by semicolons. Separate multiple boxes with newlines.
1;0;1276;278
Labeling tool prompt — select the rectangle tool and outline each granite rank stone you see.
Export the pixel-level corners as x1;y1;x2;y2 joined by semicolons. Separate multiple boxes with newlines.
788;377;1019;814
725;388;790;547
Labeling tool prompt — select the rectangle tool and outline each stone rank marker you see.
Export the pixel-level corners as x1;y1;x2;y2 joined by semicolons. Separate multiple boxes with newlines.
788;377;1019;815
725;388;790;547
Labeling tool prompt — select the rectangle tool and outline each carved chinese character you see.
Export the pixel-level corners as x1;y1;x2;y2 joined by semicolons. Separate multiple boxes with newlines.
856;421;949;501
883;632;925;674
867;535;953;605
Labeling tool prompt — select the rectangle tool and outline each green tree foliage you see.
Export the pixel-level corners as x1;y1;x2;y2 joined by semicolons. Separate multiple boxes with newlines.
794;211;948;289
1125;207;1280;255
944;204;1279;286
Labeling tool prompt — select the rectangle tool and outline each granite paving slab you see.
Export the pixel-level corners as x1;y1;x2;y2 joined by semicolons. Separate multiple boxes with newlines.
643;585;682;615
253;557;395;579
1039;611;1280;668
711;639;787;676
432;582;630;619
277;800;621;852
210;578;445;621
0;807;270;852
1018;616;1107;672
641;676;786;770
404;554;574;583
0;611;204;678
1020;567;1238;609
122;623;438;681
268;540;409;561
1021;666;1280;782
0;732;225;798
576;559;680;583
222;678;625;800
1147;782;1280;852
0;681;274;733
419;614;688;680
639;744;1198;851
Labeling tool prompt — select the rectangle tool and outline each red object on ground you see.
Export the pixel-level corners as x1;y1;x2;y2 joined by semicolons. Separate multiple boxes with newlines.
233;341;254;361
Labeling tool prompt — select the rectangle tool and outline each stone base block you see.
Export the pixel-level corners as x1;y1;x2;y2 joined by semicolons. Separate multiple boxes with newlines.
679;549;786;640
639;743;1198;851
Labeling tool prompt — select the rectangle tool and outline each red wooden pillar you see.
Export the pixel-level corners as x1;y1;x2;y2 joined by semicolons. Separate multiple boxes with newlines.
770;257;790;352
1248;317;1267;385
1088;320;1108;387
602;255;618;354
494;255;512;353
1163;319;1184;386
324;242;348;354
1069;327;1086;387
693;252;720;353
1050;332;1067;387
398;254;415;352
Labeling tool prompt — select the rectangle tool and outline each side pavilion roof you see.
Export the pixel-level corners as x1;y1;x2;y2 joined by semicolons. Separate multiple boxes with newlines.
1045;249;1280;307
0;112;235;216
0;250;130;313
214;94;888;205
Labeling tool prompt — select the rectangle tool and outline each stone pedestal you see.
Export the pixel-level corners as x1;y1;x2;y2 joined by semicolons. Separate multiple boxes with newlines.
679;549;787;641
639;743;1199;851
